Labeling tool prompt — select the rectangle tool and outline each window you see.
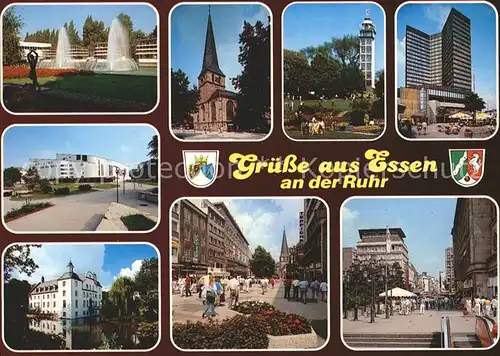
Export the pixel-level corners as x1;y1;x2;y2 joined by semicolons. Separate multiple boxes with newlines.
63;300;66;308
82;155;88;162
53;294;55;298
63;312;66;317
75;300;78;308
75;291;78;297
63;281;66;287
53;301;56;307
77;155;81;160
63;290;66;297
75;281;78;287
75;311;78;317
43;302;45;308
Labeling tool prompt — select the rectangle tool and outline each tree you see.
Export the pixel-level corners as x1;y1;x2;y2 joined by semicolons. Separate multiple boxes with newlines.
109;276;136;318
63;20;81;45
147;135;158;159
464;92;486;125
149;26;157;39
3;7;24;65
134;257;158;321
370;70;385;119
250;246;275;278
3;244;41;282
82;16;107;54
283;50;312;96
332;35;360;68
231;20;271;130
117;13;134;41
388;262;405;289
4;166;22;187
171;69;200;126
23;167;40;190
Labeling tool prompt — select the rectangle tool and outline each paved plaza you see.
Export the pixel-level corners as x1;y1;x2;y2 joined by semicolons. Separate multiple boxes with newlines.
172;284;328;343
172;129;268;140
343;310;476;334
4;183;158;232
408;124;495;139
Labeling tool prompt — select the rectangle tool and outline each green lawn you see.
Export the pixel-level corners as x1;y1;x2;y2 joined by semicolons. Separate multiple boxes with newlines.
121;214;157;231
11;183;100;201
94;183;117;189
285;129;379;140
284;99;352;115
4;74;157;107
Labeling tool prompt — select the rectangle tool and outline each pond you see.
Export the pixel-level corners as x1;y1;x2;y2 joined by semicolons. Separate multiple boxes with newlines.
4;316;157;351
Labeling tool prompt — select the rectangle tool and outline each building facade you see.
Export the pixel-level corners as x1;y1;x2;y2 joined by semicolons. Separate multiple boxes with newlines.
193;8;238;132
19;41;53;59
408;262;418;290
28;153;129;180
28;261;102;319
355;228;410;287
343;247;356;272
405;8;471;91
195;199;226;269
214;202;250;275
178;200;209;276
359;9;376;88
445;247;455;293
135;38;158;66
171;201;180;271
301;198;328;280
452;198;497;298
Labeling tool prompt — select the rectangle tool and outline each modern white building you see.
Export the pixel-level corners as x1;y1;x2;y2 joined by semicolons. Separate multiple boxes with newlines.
359;9;376;88
19;41;54;59
28;261;102;319
28;153;129;180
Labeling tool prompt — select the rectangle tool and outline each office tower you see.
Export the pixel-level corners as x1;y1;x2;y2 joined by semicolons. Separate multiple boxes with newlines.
405;26;431;87
359;9;376;88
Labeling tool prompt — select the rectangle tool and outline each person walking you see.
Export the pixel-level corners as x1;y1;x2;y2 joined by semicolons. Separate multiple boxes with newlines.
292;277;300;301
202;277;218;318
261;277;269;295
310;279;319;301
492;296;498;318
299;277;309;304
420;298;426;314
284;276;292;300
227;274;240;310
474;296;481;315
185;275;192;296
485;298;492;317
320;279;328;302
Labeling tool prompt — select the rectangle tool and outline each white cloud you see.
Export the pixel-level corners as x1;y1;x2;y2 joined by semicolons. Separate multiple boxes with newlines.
116;260;143;279
206;198;303;261
424;5;452;30
10;244;110;286
342;206;359;226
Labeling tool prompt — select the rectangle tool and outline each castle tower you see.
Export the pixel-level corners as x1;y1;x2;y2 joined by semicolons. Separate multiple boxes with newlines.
359;9;376;88
279;227;290;279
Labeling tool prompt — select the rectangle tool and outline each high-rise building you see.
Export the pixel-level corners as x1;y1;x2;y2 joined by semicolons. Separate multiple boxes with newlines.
343;247;356;272
355;228;410;287
441;8;472;91
445;247;455;293
359;9;376;88
405;8;471;91
452;198;497;298
302;199;328;280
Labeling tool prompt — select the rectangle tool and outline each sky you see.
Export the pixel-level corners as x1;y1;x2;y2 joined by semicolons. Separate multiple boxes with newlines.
8;243;158;291
397;3;498;109
342;197;458;278
283;3;385;72
2;125;157;169
190;198;305;262
170;4;270;92
10;4;157;36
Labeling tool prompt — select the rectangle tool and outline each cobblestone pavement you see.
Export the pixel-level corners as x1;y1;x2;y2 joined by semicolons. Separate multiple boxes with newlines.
343;310;476;334
4;183;158;232
172;284;329;342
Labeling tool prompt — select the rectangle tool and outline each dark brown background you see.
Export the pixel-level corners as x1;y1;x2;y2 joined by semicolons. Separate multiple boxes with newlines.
1;0;499;354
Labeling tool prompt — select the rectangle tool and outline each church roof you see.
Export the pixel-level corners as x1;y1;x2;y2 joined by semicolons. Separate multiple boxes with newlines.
199;10;225;79
209;89;238;101
280;229;289;257
58;271;82;281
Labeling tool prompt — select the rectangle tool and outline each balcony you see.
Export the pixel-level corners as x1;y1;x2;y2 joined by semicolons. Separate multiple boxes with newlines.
172;211;179;220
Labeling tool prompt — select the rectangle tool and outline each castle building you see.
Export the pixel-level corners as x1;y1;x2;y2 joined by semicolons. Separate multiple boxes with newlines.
359;9;376;88
28;261;102;319
193;7;238;132
279;228;290;279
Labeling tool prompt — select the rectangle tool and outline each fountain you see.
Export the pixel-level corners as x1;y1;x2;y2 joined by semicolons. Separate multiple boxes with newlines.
83;17;138;72
55;26;73;68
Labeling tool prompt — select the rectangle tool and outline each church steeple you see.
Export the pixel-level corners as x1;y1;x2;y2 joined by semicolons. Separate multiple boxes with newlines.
280;227;289;260
199;6;225;78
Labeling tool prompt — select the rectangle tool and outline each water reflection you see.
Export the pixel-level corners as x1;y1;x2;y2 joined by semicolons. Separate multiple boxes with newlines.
22;317;152;350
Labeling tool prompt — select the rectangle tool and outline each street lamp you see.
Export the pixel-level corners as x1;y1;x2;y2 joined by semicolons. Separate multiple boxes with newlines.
115;168;120;203
122;170;126;195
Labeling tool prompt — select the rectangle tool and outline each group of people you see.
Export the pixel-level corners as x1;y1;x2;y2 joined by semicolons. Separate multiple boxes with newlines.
416;121;428;135
466;296;498;318
283;276;328;304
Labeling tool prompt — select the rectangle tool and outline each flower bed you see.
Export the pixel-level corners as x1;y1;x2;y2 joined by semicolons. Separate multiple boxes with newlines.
233;301;276;314
351;125;382;134
172;315;269;349
3;66;94;79
4;202;54;222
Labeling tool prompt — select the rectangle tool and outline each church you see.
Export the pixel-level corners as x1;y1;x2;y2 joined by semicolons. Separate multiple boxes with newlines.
278;228;290;279
193;7;238;132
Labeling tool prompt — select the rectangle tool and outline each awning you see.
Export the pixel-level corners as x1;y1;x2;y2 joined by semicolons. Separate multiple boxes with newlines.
379;287;416;298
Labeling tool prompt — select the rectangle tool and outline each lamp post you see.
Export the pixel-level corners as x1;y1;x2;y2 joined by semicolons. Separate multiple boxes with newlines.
354;269;358;321
122;170;126;195
385;261;389;319
390;269;395;316
115;168;120;203
363;270;375;323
